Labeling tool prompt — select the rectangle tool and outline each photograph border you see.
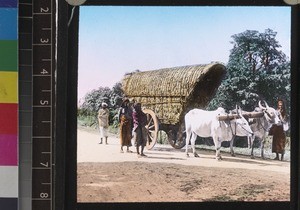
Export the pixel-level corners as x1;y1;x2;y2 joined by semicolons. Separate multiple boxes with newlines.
55;1;300;210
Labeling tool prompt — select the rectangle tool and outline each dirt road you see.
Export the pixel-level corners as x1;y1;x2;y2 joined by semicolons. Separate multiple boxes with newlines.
77;127;290;203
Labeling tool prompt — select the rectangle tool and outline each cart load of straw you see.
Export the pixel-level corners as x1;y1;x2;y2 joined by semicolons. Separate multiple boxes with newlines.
121;62;226;125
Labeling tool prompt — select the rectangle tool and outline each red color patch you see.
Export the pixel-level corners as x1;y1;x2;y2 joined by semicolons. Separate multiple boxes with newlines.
0;103;18;135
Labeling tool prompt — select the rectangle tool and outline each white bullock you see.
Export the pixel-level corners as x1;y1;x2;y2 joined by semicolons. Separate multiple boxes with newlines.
185;107;253;160
230;101;281;159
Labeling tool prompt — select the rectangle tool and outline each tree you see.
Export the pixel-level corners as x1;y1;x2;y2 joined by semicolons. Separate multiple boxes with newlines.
78;84;125;127
208;29;290;112
110;82;124;107
80;87;112;114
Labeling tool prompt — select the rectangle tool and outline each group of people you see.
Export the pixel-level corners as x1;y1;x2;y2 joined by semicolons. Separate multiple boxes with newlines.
97;98;148;157
97;97;289;161
118;98;148;156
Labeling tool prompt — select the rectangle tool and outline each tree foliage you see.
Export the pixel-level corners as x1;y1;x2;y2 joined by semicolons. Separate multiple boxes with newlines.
80;82;124;111
78;82;124;128
208;29;290;112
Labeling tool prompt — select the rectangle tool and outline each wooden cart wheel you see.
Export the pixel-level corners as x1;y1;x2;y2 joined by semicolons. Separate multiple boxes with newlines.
167;122;186;149
143;108;159;150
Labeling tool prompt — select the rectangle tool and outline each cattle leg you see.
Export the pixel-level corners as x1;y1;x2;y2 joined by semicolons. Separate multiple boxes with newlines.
230;137;235;157
281;152;285;161
190;133;199;157
185;127;191;157
216;147;222;160
260;139;265;159
250;143;255;159
214;138;222;160
248;136;252;149
185;144;190;157
185;147;190;157
249;136;255;159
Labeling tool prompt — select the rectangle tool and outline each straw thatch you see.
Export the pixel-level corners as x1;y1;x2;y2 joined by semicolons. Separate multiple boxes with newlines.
121;62;226;125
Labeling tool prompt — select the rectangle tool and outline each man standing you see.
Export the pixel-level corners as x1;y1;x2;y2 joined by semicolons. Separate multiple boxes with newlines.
98;102;109;144
132;102;147;157
269;99;289;161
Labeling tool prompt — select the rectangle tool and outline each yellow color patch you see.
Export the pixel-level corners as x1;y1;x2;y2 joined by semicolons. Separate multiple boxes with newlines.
0;71;18;103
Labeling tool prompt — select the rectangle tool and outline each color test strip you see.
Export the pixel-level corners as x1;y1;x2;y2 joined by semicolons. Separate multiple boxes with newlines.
0;198;18;210
0;8;17;40
0;103;18;134
0;1;17;8
0;2;18;209
0;134;18;166
0;72;18;103
0;41;18;71
0;167;18;197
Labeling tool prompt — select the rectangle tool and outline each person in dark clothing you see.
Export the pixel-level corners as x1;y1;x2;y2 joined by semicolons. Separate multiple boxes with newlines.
269;99;289;161
132;102;147;157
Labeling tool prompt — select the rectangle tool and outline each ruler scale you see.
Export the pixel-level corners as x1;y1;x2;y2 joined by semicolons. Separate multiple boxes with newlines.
18;2;32;210
31;0;55;210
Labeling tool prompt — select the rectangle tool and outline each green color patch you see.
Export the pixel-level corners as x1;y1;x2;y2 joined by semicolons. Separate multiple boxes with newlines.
0;40;18;72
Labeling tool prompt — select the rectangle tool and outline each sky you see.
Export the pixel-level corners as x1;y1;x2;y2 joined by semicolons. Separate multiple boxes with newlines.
78;6;291;102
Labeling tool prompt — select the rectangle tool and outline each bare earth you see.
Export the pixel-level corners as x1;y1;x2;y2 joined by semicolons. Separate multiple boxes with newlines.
77;127;290;203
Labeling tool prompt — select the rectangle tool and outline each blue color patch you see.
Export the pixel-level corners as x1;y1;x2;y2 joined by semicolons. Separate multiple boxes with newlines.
0;1;17;8
0;8;18;40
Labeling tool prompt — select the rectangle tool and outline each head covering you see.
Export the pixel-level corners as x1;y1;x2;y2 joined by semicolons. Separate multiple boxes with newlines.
134;102;142;111
130;99;136;104
122;98;129;103
121;98;130;107
101;102;108;107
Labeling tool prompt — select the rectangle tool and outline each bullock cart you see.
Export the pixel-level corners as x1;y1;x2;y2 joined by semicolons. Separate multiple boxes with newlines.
121;63;227;150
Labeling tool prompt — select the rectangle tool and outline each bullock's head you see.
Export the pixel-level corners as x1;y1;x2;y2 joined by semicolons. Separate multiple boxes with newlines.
258;101;281;125
233;106;253;136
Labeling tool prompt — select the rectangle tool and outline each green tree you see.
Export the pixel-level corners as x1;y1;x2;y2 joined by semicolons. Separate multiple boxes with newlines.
80;87;111;114
78;84;125;128
208;29;290;112
110;82;124;107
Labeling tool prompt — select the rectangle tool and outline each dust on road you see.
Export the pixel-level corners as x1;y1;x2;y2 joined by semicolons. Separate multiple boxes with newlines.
77;128;290;203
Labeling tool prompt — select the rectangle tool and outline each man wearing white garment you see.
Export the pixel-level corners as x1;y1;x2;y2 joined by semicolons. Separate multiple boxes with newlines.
98;102;110;144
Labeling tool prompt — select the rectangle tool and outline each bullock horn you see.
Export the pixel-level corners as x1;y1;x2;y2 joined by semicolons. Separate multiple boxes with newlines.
239;106;244;115
237;106;241;116
263;100;270;108
258;101;266;109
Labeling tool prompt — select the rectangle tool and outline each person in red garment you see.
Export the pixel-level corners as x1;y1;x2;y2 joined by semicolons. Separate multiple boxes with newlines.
118;98;133;153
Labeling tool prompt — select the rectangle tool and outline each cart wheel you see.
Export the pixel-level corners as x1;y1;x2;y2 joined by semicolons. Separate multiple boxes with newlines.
143;108;159;150
167;123;186;149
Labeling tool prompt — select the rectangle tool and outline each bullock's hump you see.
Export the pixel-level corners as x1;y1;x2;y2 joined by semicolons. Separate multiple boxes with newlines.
216;107;226;114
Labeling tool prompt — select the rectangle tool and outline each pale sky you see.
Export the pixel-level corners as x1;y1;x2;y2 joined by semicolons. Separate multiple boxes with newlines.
78;6;291;102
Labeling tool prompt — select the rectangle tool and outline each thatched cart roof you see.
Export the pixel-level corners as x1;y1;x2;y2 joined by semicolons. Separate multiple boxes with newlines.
121;62;226;125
